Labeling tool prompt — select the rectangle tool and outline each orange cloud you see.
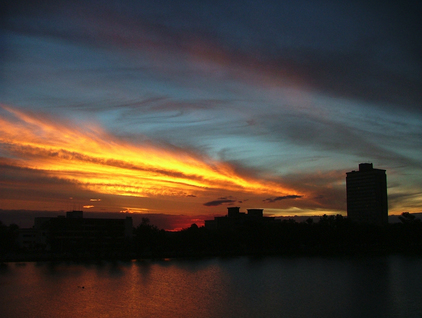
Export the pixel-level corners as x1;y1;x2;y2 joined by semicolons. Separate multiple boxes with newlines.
0;105;299;199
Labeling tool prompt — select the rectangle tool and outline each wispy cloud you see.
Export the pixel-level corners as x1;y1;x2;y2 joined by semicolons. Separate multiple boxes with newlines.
203;199;237;207
5;0;420;110
2;0;422;218
0;105;299;199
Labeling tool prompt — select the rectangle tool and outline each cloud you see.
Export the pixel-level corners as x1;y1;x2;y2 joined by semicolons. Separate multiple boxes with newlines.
6;0;420;110
203;199;237;207
0;105;298;199
263;195;303;203
2;1;422;218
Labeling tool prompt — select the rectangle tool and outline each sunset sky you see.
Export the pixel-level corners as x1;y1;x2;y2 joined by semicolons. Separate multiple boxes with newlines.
1;0;421;229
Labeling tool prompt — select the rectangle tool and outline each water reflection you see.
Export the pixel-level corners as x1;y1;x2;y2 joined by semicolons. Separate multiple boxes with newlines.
0;256;422;318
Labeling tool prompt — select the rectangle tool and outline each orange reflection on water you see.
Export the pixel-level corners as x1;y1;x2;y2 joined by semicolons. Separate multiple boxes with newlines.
0;105;299;198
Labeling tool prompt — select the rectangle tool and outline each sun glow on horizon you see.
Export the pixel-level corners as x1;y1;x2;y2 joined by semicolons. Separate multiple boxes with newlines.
0;105;299;199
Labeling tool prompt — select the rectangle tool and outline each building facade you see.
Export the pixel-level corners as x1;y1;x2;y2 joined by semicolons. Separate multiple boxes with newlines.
18;211;133;254
346;163;388;225
204;207;277;230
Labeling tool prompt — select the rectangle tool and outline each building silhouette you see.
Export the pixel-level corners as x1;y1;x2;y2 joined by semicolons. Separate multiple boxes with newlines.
18;211;133;254
205;207;278;230
346;163;388;225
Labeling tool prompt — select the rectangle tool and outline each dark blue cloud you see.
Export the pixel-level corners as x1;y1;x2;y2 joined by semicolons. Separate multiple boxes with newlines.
203;199;237;207
3;0;421;109
263;195;303;203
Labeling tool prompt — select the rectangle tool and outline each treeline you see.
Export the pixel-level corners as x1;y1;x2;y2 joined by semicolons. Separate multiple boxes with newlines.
132;213;422;258
1;213;422;261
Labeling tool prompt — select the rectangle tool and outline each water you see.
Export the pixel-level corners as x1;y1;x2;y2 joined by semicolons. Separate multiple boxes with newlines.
1;255;422;318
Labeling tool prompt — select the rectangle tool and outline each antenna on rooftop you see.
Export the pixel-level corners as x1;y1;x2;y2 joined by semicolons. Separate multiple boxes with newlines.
69;196;80;211
69;197;73;212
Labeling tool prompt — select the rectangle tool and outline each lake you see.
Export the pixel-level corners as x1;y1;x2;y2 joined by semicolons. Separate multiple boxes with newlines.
1;255;421;317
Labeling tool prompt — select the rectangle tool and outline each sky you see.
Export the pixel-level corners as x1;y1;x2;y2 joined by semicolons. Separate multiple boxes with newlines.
1;0;422;230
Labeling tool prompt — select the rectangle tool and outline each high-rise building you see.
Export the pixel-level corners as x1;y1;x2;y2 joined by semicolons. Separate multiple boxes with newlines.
346;163;388;225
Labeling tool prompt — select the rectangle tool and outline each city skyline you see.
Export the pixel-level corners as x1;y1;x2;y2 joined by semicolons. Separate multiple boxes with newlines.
1;1;422;230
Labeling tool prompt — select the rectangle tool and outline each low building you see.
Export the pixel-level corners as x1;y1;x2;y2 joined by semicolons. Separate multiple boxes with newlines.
17;228;39;250
18;211;133;254
205;207;278;230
